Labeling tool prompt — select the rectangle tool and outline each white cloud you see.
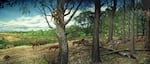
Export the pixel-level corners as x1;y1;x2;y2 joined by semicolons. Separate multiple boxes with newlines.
64;10;82;27
86;6;107;12
1;6;107;32
0;11;77;32
0;15;53;32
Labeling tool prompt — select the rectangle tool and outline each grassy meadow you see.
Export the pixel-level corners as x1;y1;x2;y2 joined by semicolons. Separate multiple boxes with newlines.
0;30;57;49
0;31;150;64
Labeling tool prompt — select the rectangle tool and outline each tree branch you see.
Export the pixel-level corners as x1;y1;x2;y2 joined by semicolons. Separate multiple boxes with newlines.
42;7;54;29
64;3;74;16
65;0;83;25
101;0;108;6
49;2;55;11
45;4;53;13
64;0;70;12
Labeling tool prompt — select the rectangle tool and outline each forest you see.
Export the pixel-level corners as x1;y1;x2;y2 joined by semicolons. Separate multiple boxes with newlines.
0;0;150;64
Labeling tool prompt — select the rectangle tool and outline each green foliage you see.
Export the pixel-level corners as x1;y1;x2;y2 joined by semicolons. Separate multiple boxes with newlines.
74;11;94;36
66;25;86;40
23;30;56;36
0;37;9;49
144;57;150;64
0;30;58;49
73;8;146;38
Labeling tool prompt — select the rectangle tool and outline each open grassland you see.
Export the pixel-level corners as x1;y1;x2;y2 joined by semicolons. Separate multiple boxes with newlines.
0;33;150;64
0;33;57;49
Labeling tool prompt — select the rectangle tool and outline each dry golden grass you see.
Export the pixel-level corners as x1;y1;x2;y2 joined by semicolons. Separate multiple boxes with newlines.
0;35;149;64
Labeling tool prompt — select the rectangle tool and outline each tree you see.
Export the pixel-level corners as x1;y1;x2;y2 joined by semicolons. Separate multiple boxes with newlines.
92;0;101;63
74;11;94;36
44;0;83;63
145;9;150;50
130;0;135;54
142;0;150;50
0;0;83;63
122;0;126;43
108;0;117;43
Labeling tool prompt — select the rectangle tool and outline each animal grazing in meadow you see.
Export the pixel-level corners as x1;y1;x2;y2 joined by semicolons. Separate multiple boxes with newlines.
72;39;88;46
135;37;145;42
6;45;14;49
29;41;47;49
29;42;39;49
37;41;47;45
3;55;10;60
49;45;59;51
125;37;130;42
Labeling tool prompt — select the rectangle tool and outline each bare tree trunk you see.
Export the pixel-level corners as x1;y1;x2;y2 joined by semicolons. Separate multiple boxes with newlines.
145;9;150;50
130;0;135;54
108;13;114;43
141;17;145;36
122;0;126;43
108;0;117;43
135;11;138;38
92;0;101;63
56;0;68;64
56;24;68;64
130;10;136;54
127;11;131;38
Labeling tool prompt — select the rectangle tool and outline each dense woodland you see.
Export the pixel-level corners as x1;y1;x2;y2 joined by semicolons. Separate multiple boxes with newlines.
0;0;150;64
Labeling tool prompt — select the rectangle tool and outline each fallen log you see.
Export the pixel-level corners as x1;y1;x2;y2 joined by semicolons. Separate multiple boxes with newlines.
100;47;136;59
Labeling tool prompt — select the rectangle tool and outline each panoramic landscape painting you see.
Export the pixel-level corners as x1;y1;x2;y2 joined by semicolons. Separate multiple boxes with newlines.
0;0;150;64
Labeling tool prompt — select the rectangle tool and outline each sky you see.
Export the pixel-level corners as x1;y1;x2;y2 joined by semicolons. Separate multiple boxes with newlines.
0;0;107;32
0;6;82;32
0;6;50;32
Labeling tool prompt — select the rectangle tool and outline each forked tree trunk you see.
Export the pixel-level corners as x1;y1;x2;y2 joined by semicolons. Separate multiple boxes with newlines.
56;0;68;64
92;0;101;63
145;9;150;50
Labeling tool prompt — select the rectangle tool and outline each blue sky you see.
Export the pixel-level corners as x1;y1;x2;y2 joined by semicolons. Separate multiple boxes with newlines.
0;5;53;32
0;1;107;32
0;4;82;32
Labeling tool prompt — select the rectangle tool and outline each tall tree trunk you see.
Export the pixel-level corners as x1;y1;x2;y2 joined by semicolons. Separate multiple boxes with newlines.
127;11;131;38
141;17;145;36
145;9;150;50
92;0;101;63
108;0;117;43
130;0;135;54
135;11;138;38
130;11;136;54
122;0;126;43
56;0;68;64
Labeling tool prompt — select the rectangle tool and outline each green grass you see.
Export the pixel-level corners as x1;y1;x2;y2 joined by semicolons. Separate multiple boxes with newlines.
0;32;57;49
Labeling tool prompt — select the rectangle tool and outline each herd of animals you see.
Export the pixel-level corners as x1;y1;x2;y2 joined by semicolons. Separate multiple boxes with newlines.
2;39;89;60
29;38;89;50
2;37;146;61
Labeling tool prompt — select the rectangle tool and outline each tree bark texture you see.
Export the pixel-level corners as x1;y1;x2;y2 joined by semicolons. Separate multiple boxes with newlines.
56;0;68;64
92;0;101;63
145;9;150;50
130;10;135;54
130;0;135;54
108;0;117;43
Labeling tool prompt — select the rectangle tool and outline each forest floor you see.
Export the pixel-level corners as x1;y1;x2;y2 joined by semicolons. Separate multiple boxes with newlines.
0;33;150;64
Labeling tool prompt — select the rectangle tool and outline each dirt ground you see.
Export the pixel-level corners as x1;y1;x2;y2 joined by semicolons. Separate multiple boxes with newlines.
0;38;150;64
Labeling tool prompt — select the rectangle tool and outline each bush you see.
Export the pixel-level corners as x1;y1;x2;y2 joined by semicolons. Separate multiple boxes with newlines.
13;42;29;46
144;57;150;64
